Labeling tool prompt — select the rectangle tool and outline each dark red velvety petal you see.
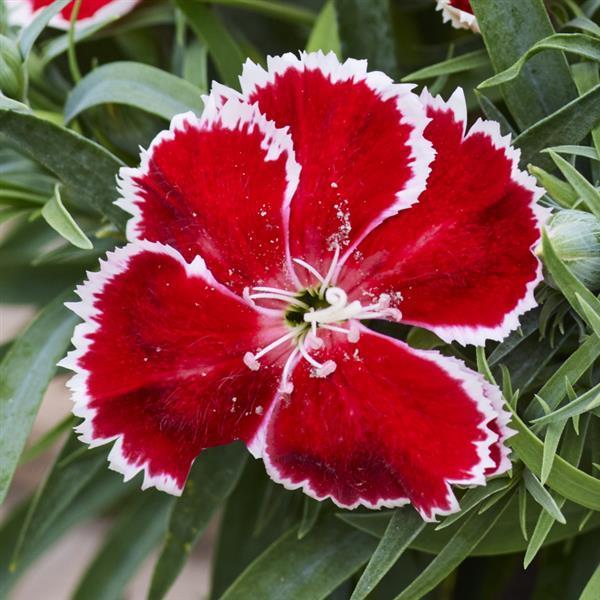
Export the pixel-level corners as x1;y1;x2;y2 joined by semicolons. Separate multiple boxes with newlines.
260;326;501;521
449;0;473;12
340;89;547;346
240;52;433;281
10;0;141;29
117;94;301;296
60;242;286;494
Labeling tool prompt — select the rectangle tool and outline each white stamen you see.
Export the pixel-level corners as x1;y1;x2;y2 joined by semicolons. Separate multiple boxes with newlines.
279;348;299;394
252;286;299;297
292;258;325;283
244;329;298;371
320;244;340;292
249;292;309;309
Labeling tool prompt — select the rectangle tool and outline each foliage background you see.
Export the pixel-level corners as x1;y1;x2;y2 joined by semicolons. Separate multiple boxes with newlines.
0;0;599;598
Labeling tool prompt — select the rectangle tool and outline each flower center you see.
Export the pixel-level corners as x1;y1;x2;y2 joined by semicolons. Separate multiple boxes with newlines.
242;245;402;391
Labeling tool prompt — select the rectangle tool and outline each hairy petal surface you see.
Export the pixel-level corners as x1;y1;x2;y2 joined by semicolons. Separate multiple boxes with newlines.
341;89;547;346
8;0;141;30
240;51;434;281
260;326;501;521
118;95;301;295
60;242;285;494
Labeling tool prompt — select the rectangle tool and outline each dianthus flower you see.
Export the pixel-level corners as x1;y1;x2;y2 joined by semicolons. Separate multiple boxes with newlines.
8;0;141;30
61;52;545;520
437;0;479;33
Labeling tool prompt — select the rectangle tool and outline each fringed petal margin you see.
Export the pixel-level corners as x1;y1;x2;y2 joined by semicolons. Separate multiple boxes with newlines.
59;241;286;494
259;326;505;521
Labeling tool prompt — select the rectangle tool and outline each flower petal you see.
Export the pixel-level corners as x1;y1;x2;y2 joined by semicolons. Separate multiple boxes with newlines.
484;381;516;477
60;241;285;494
436;0;479;33
260;326;502;521
240;51;434;280
117;94;301;295
340;88;548;346
8;0;141;30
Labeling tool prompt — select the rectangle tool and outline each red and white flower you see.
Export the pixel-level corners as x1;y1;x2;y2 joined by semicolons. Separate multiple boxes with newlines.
60;52;545;521
436;0;479;33
8;0;141;30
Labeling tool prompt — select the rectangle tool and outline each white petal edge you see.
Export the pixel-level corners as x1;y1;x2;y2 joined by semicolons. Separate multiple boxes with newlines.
239;50;436;267
256;325;503;522
58;240;251;495
7;0;142;30
435;0;480;33
413;87;551;347
483;381;517;478
116;88;302;288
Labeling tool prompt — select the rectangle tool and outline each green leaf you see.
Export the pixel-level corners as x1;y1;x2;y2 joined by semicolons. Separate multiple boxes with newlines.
350;508;425;600
0;292;78;503
549;151;600;219
542;229;600;326
335;0;397;76
544;145;599;161
475;90;517;137
298;497;322;540
210;461;299;599
392;501;511;600
0;92;29;112
540;421;567;485
306;0;340;55
73;492;173;600
18;415;74;466
523;470;566;524
11;432;107;568
566;15;600;37
175;0;245;89
507;408;600;511
198;0;316;25
41;184;93;249
470;0;576;130
436;478;514;530
514;83;600;166
0;110;125;228
65;61;205;124
17;0;72;59
533;381;600;427
581;563;600;600
220;515;377;600
479;34;600;89
526;334;600;420
529;164;578;207
149;443;247;600
402;50;489;82
0;469;130;597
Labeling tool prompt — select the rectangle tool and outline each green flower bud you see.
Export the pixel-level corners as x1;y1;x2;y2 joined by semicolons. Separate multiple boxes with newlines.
0;35;25;101
545;209;600;291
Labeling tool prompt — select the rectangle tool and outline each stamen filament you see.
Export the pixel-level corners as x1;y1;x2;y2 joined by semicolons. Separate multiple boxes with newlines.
320;244;340;292
249;292;310;309
292;258;325;283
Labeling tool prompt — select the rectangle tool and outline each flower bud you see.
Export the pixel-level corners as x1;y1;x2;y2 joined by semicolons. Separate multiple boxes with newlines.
0;35;25;101
545;209;600;291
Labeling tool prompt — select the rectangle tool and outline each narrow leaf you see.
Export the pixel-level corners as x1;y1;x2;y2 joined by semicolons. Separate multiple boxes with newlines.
0;292;78;503
41;184;92;249
514;83;600;166
351;508;425;600
479;34;600;89
306;0;340;55
65;61;205;123
403;50;489;82
175;0;245;89
220;515;377;600
149;443;247;600
18;0;72;59
0;111;125;227
73;492;173;600
393;501;511;600
298;497;322;540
